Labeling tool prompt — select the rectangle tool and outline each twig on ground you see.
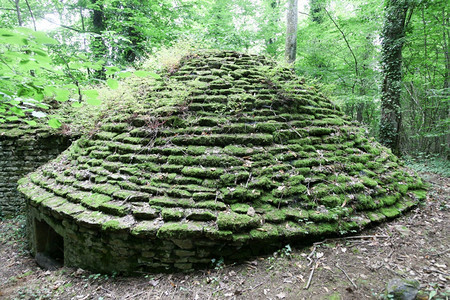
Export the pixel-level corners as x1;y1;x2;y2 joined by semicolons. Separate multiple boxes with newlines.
125;291;146;299
388;249;395;258
384;265;406;278
306;246;316;266
429;249;450;257
342;235;389;240
100;286;113;295
336;263;357;289
304;262;317;290
313;235;390;248
242;282;264;293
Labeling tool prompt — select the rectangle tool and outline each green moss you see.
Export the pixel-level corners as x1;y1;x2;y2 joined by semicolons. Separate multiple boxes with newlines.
410;189;427;201
217;212;260;231
308;209;339;222
249;223;279;240
379;195;398;206
320;195;343;207
161;208;184;221
361;176;378;188
264;209;286;223
92;183;121;196
195;201;227;210
366;211;386;223
181;166;224;178
255;122;282;133
101;219;129;231
248;177;275;190
231;203;250;214
379;206;401;218
355;194;377;210
304;222;339;236
157;222;204;239
131;221;161;237
293;158;326;168
288;175;305;185
223;145;254;156
221;186;260;203
81;193;111;209
99;202;128;216
147;196;174;206
307;127;334;136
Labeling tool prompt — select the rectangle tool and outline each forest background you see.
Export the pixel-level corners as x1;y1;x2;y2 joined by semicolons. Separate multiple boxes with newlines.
0;0;448;163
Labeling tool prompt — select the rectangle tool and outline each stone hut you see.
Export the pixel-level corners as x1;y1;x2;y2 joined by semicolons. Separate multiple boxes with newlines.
0;124;71;216
18;50;427;273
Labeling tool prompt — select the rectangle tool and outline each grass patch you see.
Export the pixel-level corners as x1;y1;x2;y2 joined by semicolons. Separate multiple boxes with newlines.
404;155;450;177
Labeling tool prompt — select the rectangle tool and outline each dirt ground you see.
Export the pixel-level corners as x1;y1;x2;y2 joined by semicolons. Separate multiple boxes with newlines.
1;172;448;300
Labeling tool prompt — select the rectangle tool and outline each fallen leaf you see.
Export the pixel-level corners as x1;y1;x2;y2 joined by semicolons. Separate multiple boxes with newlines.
149;280;159;287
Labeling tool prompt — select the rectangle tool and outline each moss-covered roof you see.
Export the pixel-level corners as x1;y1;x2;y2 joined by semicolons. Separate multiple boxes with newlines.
19;50;426;247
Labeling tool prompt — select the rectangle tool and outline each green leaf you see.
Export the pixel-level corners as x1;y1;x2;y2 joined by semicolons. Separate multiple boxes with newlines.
82;89;99;98
105;66;120;75
429;290;437;299
107;78;119;89
55;89;70;102
69;62;83;69
48;118;62;128
30;31;59;45
25;120;37;126
64;84;78;89
118;71;132;78
86;98;102;106
44;86;55;97
71;102;83;108
148;72;161;79
134;70;150;77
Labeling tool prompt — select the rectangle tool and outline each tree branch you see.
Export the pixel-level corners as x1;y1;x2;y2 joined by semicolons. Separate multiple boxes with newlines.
324;7;359;80
24;0;36;31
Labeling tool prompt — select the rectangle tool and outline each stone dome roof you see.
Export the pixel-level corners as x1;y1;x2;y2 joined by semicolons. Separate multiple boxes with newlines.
18;50;427;273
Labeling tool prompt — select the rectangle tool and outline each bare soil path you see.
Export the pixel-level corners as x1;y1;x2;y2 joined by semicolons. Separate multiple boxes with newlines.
1;172;448;300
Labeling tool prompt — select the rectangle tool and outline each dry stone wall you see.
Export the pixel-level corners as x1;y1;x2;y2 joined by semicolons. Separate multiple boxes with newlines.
0;125;71;216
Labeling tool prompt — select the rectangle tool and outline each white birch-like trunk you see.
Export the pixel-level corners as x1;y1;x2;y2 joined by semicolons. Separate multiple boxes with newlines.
285;0;298;64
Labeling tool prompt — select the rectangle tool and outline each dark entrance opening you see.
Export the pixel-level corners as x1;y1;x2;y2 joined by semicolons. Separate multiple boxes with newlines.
34;219;64;270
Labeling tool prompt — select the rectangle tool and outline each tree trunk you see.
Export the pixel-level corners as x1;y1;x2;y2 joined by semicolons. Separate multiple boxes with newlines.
380;0;411;156
91;0;107;79
285;0;298;64
14;0;23;26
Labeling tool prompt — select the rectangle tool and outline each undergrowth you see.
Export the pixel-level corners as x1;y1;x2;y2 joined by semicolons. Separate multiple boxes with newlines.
0;215;28;255
404;155;450;177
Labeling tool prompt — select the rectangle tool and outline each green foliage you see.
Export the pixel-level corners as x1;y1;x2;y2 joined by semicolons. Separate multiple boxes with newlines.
295;0;383;135
0;27;59;126
400;0;449;156
0;0;447;158
404;155;450;177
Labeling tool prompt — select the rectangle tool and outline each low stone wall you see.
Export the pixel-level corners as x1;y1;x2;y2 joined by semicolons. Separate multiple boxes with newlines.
27;203;284;273
0;125;72;216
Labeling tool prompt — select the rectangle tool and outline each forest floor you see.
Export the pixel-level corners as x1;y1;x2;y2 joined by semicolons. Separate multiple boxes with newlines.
0;172;448;300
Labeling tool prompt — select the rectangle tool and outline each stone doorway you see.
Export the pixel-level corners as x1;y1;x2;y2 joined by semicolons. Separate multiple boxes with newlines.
33;219;64;270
